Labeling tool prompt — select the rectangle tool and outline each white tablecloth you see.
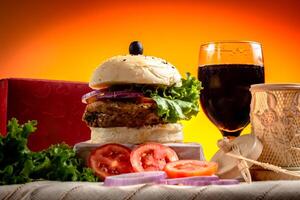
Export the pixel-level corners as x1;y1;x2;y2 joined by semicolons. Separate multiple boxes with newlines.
1;181;300;200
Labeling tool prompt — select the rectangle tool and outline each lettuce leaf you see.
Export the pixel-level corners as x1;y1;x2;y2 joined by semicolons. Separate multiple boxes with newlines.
146;73;202;123
0;118;98;185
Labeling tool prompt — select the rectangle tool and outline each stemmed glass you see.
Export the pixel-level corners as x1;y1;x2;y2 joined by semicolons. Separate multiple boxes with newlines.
198;41;265;137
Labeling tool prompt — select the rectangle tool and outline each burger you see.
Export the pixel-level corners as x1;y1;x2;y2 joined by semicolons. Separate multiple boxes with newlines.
82;41;201;144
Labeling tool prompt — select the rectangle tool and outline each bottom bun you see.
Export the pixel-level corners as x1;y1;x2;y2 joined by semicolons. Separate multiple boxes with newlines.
90;123;183;144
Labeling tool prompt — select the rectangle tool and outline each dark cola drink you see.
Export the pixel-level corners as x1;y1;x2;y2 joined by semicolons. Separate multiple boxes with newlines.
198;64;265;137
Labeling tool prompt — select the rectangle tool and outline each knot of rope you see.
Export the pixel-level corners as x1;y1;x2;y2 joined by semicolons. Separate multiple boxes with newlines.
217;137;252;183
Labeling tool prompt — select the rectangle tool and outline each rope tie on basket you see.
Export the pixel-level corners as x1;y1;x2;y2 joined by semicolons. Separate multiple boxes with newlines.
217;138;252;183
217;138;300;183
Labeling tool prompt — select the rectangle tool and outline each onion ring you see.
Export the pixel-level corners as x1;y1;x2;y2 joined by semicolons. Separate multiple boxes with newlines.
104;171;166;186
82;90;144;104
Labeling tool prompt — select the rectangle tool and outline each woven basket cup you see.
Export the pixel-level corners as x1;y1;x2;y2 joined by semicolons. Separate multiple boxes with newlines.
250;84;300;167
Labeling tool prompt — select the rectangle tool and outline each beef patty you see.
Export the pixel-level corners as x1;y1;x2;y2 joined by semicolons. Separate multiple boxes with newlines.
82;100;163;128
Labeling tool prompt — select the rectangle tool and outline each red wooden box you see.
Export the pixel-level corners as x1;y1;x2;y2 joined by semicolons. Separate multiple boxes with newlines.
0;78;92;151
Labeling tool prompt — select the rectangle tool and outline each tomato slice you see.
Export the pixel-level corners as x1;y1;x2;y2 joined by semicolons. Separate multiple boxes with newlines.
164;160;218;178
130;143;178;172
88;144;133;180
138;97;155;104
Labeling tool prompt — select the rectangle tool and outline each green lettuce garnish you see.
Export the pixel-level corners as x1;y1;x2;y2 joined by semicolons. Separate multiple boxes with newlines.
144;73;202;123
0;118;98;185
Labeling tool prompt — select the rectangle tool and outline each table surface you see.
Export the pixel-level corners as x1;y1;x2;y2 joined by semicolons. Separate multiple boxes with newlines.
1;180;300;200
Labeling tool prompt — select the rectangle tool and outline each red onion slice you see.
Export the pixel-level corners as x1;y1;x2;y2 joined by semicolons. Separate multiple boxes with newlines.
97;91;144;100
82;90;144;104
180;180;213;186
178;179;239;186
104;171;166;186
211;179;239;185
82;89;109;104
159;176;219;185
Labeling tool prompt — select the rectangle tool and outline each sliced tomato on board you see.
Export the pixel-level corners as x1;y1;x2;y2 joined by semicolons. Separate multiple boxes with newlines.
88;144;133;180
164;160;218;178
130;143;178;172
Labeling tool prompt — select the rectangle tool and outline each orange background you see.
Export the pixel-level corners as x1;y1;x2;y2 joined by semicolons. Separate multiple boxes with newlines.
1;0;299;159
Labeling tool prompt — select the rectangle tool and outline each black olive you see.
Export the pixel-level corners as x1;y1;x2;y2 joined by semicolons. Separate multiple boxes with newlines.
129;41;143;55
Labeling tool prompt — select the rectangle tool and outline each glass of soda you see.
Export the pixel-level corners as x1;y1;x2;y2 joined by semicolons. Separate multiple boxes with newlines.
198;41;265;137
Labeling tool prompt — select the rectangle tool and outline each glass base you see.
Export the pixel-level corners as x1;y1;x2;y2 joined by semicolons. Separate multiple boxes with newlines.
221;130;242;138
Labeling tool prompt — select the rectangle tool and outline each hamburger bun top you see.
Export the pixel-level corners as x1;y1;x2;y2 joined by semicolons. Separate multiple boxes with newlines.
89;55;182;89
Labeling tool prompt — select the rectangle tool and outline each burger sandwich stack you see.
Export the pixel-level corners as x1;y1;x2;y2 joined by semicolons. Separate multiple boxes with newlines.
78;42;216;181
